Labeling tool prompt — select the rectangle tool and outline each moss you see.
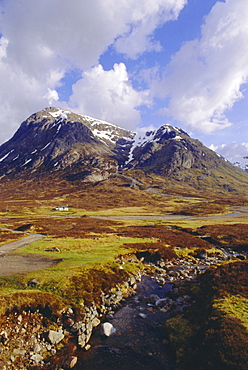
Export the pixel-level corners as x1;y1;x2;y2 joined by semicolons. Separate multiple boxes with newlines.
166;261;248;369
0;290;68;316
213;294;248;330
165;315;194;362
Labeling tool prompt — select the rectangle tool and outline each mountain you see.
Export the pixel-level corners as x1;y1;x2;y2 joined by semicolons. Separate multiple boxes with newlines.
0;107;134;183
0;107;247;196
234;156;248;173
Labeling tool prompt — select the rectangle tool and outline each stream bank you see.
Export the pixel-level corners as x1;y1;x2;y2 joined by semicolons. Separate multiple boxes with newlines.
75;277;176;370
72;246;237;370
0;245;246;369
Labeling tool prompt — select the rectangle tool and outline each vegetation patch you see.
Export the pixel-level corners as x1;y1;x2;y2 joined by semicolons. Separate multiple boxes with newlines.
165;261;248;369
122;242;177;262
0;290;68;317
172;201;227;216
213;294;248;330
118;225;212;250
197;223;248;250
0;235;154;311
0;229;25;245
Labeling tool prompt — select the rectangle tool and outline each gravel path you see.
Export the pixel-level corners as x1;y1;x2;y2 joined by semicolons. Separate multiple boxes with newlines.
0;232;61;276
90;206;248;221
0;233;45;254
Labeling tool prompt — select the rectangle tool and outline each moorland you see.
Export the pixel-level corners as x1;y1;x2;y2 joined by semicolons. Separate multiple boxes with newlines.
0;175;247;369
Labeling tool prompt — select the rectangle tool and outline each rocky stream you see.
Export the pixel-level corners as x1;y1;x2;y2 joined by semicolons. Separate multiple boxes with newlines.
0;245;246;370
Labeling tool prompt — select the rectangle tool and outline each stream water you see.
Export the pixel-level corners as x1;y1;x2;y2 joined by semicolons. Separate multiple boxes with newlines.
75;277;176;370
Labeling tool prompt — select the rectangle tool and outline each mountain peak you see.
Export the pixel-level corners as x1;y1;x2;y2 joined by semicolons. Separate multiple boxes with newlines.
0;107;247;196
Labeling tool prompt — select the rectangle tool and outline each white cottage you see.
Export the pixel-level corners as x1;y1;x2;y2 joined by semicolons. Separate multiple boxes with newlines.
55;205;69;211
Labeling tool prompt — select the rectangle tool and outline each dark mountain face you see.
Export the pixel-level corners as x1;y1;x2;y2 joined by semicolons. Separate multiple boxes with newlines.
0;107;247;193
126;125;221;175
0;107;133;182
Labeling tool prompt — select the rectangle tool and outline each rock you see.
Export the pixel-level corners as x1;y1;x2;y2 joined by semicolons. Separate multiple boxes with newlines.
237;254;246;260
0;330;8;344
34;344;42;353
63;356;78;368
64;317;75;327
176;297;185;305
28;278;40;287
138;313;147;319
160;306;170;313
100;322;116;337
92;317;101;327
77;334;86;348
71;321;85;333
85;322;93;343
129;276;136;286
155;298;169;308
30;353;43;364
47;329;64;344
51;247;60;252
149;294;160;304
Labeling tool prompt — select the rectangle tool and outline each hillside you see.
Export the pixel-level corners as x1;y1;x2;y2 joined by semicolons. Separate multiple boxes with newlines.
0;107;247;203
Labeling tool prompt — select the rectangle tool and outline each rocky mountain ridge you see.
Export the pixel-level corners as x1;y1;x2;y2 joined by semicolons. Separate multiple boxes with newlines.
0;107;247;194
234;156;248;173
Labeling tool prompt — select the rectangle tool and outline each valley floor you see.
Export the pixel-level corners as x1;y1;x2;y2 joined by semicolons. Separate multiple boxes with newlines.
0;189;247;369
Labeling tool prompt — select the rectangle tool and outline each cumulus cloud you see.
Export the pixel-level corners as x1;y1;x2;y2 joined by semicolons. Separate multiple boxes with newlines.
1;0;187;69
68;63;151;128
115;0;187;58
210;141;248;169
157;0;248;133
0;0;186;144
0;37;60;143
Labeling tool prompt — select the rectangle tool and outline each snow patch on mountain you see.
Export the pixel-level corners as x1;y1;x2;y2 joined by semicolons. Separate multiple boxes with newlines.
49;109;70;120
0;149;14;162
45;107;133;144
126;125;183;163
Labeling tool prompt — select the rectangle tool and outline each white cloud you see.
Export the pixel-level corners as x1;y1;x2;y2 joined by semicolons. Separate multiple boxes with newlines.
114;0;187;58
0;0;187;71
210;141;248;168
157;0;248;133
68;63;151;128
0;37;60;143
0;0;186;144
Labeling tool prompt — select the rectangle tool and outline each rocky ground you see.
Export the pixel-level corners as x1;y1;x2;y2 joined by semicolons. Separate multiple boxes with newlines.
1;244;244;370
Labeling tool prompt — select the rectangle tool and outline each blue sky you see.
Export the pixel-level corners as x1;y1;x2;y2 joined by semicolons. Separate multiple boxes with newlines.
0;0;247;165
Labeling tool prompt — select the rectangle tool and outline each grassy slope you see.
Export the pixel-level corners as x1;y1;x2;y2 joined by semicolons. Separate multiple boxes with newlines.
165;261;248;370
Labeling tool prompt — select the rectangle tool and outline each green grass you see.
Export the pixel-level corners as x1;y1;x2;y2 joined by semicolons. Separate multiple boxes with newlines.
213;294;248;330
16;235;153;266
0;235;154;304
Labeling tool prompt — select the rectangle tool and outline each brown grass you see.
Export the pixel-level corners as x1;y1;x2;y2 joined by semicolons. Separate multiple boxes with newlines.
197;223;248;250
165;261;248;369
117;225;212;250
0;229;24;244
2;217;121;238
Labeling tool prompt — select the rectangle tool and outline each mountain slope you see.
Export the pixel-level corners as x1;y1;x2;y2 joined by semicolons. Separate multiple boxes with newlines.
0;107;133;182
124;125;248;193
0;107;247;197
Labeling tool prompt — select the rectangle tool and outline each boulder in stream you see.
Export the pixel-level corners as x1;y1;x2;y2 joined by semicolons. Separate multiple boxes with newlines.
100;322;116;337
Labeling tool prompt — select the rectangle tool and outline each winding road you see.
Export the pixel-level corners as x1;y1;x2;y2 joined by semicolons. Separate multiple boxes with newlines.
90;206;248;221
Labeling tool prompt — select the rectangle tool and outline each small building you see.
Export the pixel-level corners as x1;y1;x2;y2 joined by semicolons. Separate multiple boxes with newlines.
55;205;69;211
